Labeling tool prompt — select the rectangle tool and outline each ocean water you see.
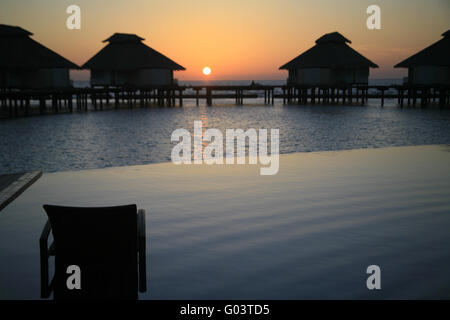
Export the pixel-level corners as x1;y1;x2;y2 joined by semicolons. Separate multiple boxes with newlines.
1;79;450;174
73;78;404;88
1;100;450;174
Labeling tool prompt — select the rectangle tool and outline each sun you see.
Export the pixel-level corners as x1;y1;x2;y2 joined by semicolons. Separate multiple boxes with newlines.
202;66;211;75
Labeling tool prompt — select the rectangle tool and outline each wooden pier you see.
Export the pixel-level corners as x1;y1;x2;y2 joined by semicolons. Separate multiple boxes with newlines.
1;84;449;118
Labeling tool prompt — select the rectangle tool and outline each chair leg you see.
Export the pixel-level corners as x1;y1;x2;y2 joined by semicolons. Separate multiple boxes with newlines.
137;209;147;293
39;219;53;298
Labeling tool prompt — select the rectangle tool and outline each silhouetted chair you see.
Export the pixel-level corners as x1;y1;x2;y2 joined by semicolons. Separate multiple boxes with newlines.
40;204;147;300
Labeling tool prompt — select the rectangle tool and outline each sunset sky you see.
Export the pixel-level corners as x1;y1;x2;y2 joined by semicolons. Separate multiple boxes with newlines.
1;0;449;80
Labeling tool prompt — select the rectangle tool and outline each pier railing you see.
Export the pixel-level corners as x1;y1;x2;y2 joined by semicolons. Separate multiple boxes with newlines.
1;84;449;118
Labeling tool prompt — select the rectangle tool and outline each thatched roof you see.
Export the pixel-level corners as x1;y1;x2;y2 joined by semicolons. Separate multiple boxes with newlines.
0;24;79;70
316;32;351;44
82;33;185;71
394;30;450;68
280;32;378;70
103;33;144;43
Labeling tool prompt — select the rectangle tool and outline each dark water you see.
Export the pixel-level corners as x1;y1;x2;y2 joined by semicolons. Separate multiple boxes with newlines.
1;99;450;174
1;145;450;299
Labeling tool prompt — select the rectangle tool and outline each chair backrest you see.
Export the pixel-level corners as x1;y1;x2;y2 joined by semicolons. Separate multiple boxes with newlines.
43;204;138;300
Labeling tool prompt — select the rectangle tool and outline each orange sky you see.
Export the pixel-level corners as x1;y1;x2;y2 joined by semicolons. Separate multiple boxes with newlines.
0;0;449;80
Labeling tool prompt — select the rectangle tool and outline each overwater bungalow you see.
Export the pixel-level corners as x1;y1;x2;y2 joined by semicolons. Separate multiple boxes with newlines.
394;30;450;86
0;24;79;89
82;33;185;87
279;32;378;86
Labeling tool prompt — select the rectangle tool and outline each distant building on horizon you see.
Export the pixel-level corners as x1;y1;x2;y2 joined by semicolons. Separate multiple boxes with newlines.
394;30;450;86
82;33;185;87
0;24;78;89
279;32;378;86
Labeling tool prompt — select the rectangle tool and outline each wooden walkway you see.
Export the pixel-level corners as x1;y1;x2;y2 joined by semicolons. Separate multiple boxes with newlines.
0;171;42;212
1;84;449;118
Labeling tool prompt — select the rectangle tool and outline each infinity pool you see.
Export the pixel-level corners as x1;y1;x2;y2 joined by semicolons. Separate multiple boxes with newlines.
0;145;449;299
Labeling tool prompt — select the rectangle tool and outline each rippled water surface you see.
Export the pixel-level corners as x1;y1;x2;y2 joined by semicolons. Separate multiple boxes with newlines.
1;99;450;173
1;146;449;299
